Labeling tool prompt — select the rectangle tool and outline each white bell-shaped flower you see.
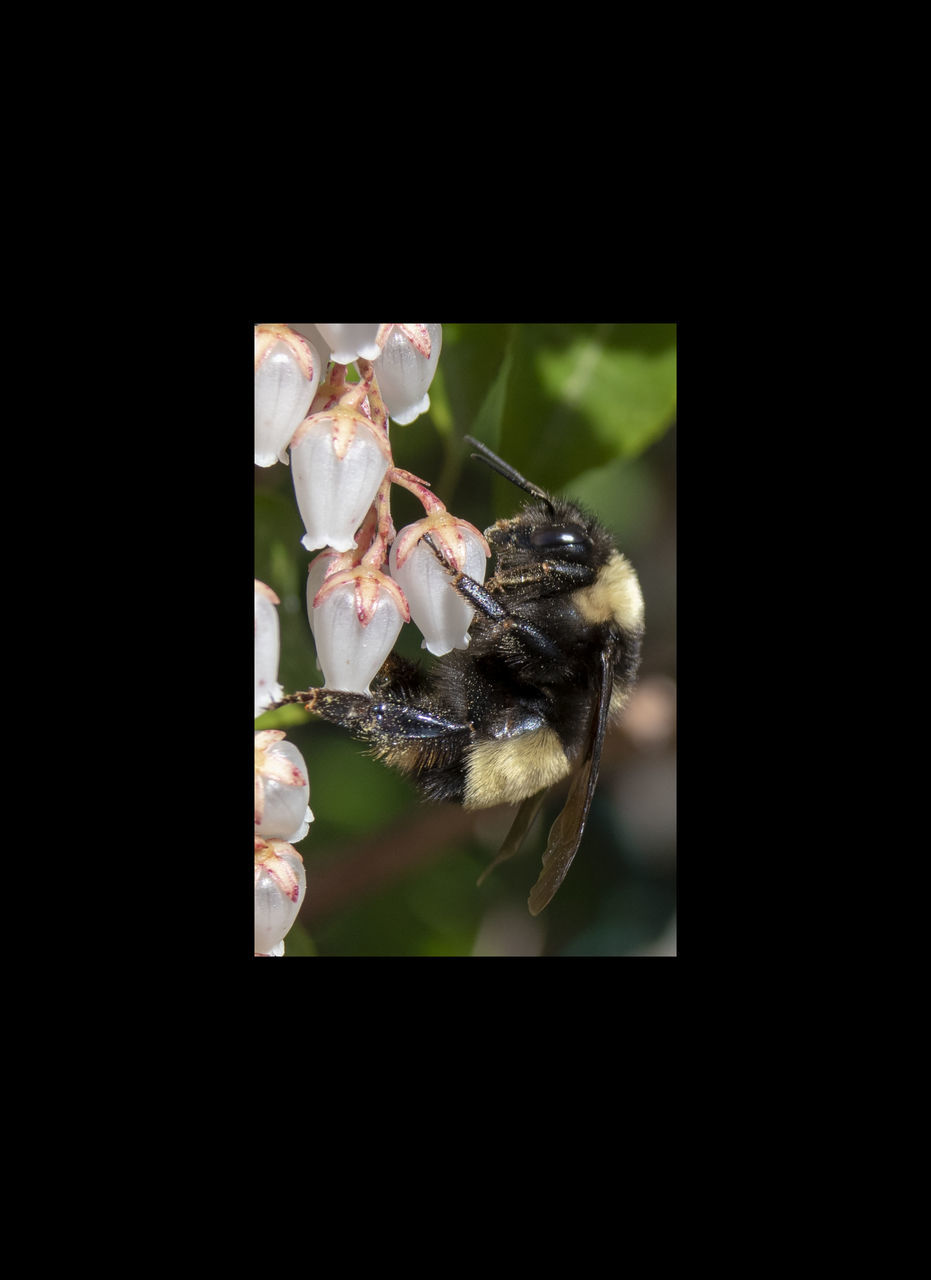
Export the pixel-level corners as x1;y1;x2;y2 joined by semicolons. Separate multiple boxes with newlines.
390;523;487;656
313;324;383;364
255;337;320;467
254;839;306;955
290;416;390;552
373;324;442;425
255;581;283;716
313;571;408;693
255;731;314;842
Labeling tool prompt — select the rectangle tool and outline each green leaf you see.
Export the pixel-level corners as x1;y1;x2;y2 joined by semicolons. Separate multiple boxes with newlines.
468;331;514;449
535;323;677;456
494;323;677;491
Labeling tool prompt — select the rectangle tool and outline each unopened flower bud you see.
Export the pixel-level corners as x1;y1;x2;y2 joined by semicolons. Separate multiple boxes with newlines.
390;516;487;655
255;326;321;467
373;324;442;425
255;730;313;841
290;412;391;552
312;568;409;693
255;837;306;955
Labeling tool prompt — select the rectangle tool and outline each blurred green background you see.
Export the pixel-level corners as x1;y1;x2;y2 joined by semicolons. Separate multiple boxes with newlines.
255;323;677;956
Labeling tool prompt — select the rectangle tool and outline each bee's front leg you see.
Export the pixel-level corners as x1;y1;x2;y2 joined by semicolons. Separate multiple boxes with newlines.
273;686;474;799
275;686;469;743
422;534;561;661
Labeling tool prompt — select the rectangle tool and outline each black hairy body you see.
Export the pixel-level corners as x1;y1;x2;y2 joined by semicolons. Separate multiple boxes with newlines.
277;441;645;914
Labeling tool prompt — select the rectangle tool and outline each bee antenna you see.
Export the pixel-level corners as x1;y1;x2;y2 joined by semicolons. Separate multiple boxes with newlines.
463;435;554;510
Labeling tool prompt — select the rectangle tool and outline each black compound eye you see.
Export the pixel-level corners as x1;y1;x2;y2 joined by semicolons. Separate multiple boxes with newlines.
529;524;593;556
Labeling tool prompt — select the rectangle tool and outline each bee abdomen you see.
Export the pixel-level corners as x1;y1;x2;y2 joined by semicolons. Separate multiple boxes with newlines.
462;727;571;810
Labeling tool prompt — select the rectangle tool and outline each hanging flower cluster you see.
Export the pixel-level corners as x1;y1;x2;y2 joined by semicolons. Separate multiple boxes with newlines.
254;581;313;956
256;324;488;686
254;323;487;952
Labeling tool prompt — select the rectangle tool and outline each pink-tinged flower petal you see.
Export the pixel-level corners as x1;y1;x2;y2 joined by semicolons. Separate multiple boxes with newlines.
312;570;408;694
255;331;321;467
290;414;390;552
255;732;313;839
254;838;306;953
390;518;487;656
372;323;442;425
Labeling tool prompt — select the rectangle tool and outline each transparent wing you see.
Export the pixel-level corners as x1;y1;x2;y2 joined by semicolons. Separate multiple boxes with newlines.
476;790;549;888
527;648;615;916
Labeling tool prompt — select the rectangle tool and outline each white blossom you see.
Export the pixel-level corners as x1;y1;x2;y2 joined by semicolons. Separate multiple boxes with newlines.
255;581;283;716
313;324;383;364
290;416;390;552
255;332;320;467
389;519;487;656
373;324;442;425
313;571;408;694
254;838;306;955
255;731;314;843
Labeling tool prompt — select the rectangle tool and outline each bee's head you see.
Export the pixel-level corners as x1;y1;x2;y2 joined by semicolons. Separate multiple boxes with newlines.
523;504;595;561
464;437;620;574
487;497;615;571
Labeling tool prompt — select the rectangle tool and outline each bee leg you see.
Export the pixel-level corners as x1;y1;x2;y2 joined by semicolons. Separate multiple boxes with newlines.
423;535;561;661
278;686;473;796
283;686;469;742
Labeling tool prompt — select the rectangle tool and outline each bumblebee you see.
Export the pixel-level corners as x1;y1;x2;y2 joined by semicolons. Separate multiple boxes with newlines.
279;437;644;915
